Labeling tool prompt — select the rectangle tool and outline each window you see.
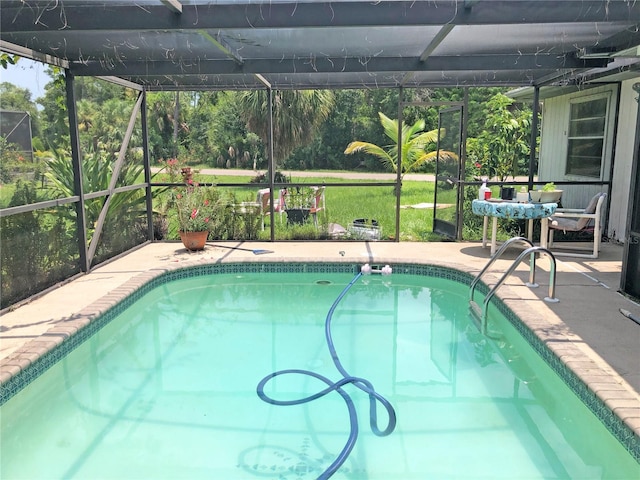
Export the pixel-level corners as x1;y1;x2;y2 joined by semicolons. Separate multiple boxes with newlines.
565;95;609;178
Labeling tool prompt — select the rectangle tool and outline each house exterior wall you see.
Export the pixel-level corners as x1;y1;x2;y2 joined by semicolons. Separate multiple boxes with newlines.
610;78;640;242
538;81;638;242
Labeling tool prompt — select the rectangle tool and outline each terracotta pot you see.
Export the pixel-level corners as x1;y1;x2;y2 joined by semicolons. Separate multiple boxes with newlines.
179;231;208;251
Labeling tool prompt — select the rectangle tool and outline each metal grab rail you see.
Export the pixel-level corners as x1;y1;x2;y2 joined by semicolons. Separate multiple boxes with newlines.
470;237;535;303
470;238;559;334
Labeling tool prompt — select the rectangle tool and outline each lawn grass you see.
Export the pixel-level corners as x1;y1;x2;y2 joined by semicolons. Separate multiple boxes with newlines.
154;171;453;241
1;168;464;242
0;184;16;208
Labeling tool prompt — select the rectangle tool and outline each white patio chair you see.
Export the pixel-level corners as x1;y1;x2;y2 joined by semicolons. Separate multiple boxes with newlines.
257;188;286;230
310;186;325;226
546;192;607;259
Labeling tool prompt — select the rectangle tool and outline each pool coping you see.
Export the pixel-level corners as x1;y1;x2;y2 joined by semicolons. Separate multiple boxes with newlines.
1;254;639;460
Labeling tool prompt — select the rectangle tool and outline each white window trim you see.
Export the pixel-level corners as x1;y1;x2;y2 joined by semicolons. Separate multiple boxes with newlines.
564;91;612;180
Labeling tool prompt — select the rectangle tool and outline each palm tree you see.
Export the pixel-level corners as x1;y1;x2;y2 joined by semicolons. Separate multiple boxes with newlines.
344;112;457;187
237;89;334;167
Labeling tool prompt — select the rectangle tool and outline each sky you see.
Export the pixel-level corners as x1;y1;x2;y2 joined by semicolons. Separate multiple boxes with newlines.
0;58;52;102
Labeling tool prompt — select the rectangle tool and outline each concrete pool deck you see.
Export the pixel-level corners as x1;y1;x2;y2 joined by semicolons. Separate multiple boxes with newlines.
1;240;639;441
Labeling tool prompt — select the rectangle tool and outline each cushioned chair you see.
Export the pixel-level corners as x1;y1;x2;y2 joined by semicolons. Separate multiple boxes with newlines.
309;186;325;226
257;188;286;230
547;192;606;258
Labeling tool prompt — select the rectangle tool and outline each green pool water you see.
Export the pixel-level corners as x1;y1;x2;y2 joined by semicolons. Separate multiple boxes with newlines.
1;271;638;479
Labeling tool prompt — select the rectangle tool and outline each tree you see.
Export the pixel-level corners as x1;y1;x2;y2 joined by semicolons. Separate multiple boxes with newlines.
200;92;258;169
0;52;19;69
237;89;335;167
146;91;183;160
37;67;68;151
0;82;40;137
287;90;367;170
475;94;531;182
76;95;142;160
344;112;456;187
0;82;37;115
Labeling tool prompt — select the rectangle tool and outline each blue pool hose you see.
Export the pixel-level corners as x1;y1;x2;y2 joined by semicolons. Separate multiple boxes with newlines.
256;270;397;479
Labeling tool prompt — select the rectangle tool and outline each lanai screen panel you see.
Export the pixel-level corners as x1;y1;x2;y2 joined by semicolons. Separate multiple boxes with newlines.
1;1;638;91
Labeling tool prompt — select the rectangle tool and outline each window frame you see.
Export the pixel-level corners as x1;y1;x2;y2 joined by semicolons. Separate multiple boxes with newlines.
564;92;611;179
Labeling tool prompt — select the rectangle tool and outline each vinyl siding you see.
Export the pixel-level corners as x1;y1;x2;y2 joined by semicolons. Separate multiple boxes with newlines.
537;82;639;242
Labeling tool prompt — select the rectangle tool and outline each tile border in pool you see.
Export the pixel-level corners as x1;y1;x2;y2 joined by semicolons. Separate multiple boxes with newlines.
1;259;639;461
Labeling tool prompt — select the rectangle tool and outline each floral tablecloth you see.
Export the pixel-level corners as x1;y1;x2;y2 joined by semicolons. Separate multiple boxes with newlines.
471;199;557;219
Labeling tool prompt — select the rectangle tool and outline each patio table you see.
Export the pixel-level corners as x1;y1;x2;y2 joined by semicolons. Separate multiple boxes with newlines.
472;199;557;255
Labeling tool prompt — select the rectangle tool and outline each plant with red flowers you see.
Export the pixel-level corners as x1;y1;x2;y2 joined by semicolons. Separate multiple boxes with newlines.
173;181;217;233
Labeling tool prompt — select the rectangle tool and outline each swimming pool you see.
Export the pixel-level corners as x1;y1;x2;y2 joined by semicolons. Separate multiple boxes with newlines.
1;263;639;479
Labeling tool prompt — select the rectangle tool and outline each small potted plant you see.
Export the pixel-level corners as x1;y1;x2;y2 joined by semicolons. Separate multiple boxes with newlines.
284;186;317;225
529;182;563;203
173;181;216;250
495;160;517;200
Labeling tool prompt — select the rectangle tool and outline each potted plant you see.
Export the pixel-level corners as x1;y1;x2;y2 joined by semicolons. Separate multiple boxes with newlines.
529;182;563;204
493;156;517;200
284;186;317;225
477;94;531;200
173;181;216;250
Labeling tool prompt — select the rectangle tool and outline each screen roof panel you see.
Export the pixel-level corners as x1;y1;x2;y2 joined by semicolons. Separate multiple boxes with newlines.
438;23;639;55
1;0;639;90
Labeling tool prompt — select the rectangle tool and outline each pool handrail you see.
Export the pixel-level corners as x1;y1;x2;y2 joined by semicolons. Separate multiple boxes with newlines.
470;238;559;334
469;236;535;305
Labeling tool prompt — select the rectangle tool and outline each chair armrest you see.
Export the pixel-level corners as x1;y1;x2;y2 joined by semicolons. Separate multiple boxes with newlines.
555;208;584;213
552;211;597;218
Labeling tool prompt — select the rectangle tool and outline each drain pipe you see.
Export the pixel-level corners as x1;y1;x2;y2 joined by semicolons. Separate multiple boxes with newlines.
620;308;640;326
